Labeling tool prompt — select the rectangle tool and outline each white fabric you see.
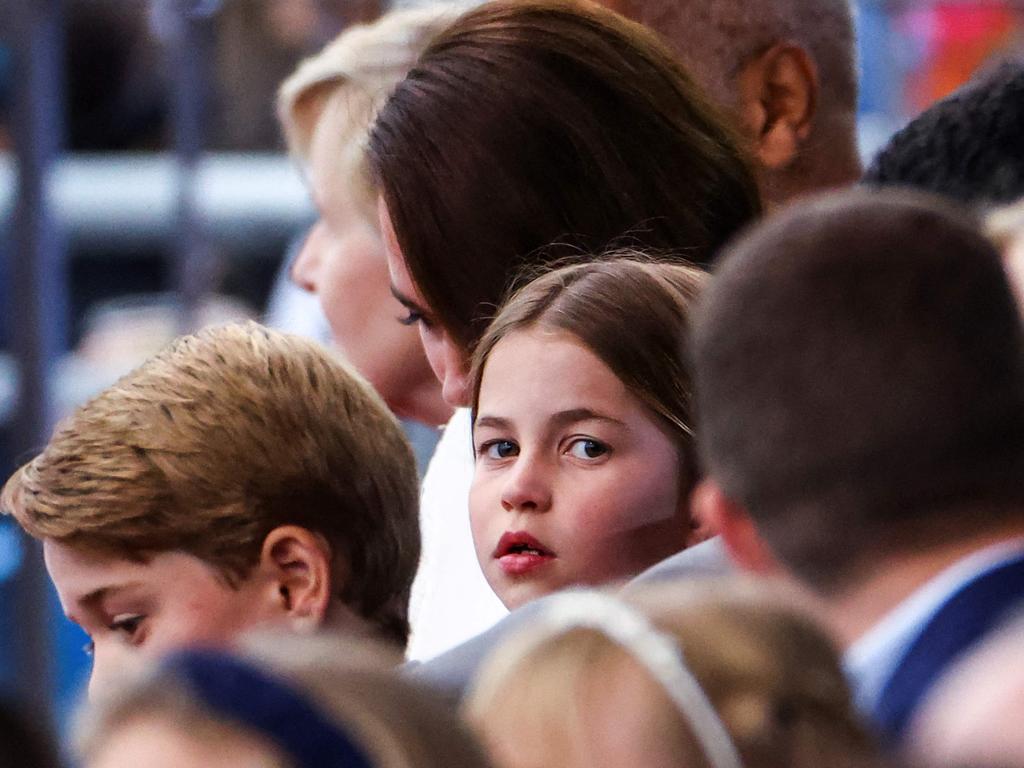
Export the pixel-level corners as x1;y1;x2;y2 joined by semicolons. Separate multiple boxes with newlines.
406;409;509;661
845;537;1024;715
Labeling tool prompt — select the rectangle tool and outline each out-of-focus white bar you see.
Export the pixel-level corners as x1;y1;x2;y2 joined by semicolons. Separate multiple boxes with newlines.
0;152;315;253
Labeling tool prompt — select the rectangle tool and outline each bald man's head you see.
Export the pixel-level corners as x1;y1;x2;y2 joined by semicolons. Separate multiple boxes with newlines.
610;0;860;205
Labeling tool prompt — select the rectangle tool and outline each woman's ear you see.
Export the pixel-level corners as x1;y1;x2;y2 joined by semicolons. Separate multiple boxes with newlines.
258;525;340;631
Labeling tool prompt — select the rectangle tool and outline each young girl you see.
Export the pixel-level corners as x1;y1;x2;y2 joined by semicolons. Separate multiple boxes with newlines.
468;257;710;609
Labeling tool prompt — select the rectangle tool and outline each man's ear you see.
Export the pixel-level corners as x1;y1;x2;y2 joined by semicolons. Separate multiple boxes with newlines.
258;525;339;631
735;42;818;171
684;484;718;548
690;479;779;575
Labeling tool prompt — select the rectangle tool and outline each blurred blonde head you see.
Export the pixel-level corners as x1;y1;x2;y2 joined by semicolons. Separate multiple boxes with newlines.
278;4;460;223
279;6;458;425
465;580;882;768
909;612;1024;768
79;632;492;768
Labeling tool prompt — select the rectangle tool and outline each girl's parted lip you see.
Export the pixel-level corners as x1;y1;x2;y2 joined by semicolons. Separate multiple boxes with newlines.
493;531;554;559
494;531;556;577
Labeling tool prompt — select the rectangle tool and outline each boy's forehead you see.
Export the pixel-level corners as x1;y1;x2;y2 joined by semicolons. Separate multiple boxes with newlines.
42;539;144;605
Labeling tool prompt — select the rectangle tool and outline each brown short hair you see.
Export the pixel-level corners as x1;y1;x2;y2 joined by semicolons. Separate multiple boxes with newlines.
471;256;705;490
1;322;420;646
367;0;759;348
693;189;1024;591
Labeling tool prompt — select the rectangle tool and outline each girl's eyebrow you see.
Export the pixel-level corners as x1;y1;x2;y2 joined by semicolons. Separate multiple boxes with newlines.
474;415;511;431
475;409;625;432
548;408;626;430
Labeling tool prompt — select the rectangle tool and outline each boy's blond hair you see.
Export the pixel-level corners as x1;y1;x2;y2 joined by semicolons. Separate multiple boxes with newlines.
1;322;420;647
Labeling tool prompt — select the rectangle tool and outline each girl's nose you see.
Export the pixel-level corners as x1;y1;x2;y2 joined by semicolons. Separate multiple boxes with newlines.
500;455;553;513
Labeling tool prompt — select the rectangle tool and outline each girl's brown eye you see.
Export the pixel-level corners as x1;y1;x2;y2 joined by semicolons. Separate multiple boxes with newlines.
567;438;608;460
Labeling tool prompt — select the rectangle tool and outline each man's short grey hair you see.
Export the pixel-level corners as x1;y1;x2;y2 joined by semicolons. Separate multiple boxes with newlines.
627;0;858;118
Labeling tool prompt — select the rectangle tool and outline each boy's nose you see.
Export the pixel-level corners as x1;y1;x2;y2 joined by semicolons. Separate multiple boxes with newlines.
87;643;139;701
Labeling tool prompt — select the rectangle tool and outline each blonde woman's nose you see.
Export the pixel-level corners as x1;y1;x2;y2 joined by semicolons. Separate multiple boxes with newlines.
290;223;325;293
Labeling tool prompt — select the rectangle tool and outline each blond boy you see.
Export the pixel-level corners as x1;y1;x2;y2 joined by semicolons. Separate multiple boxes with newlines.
2;322;419;695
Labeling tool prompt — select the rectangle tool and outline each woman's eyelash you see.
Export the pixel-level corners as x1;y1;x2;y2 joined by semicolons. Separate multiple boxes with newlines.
398;310;424;326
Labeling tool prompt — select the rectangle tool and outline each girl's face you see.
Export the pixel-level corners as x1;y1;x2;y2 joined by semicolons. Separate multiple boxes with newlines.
379;197;472;408
469;329;691;609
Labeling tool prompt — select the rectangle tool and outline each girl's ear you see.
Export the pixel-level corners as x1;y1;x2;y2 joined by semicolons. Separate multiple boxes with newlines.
258;525;339;632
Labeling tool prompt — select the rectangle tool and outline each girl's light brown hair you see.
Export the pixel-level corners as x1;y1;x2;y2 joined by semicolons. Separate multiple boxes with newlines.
466;580;883;768
367;0;759;348
471;256;706;491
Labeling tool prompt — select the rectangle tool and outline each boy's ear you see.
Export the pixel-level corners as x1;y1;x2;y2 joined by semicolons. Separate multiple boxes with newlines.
735;42;818;172
690;479;779;575
258;525;339;631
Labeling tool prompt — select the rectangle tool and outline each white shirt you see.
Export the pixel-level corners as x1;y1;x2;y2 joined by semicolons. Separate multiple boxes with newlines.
845;537;1024;715
406;409;509;661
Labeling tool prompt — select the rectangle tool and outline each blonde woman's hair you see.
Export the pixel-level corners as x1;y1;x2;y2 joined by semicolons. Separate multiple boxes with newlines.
465;580;883;768
78;633;493;768
1;322;420;647
277;5;460;222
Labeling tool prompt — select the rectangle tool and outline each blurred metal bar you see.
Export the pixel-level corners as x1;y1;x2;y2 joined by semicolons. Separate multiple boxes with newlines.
161;0;221;329
0;153;313;255
8;0;67;723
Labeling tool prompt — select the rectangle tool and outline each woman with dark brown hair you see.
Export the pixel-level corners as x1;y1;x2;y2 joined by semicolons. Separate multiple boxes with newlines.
365;0;761;660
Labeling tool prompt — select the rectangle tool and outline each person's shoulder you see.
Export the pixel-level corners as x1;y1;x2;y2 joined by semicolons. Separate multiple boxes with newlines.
624;537;733;589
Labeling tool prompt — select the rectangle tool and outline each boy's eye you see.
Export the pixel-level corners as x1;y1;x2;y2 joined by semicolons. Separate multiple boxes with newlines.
109;614;145;641
566;438;608;460
481;440;519;459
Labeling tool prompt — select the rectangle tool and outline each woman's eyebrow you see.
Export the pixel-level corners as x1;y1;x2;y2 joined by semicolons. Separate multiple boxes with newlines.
390;285;424;312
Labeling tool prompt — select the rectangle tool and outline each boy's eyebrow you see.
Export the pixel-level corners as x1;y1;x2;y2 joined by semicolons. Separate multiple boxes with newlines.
78;582;142;610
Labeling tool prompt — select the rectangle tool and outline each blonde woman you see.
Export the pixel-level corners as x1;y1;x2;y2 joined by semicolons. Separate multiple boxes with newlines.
280;6;458;427
465;580;884;768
